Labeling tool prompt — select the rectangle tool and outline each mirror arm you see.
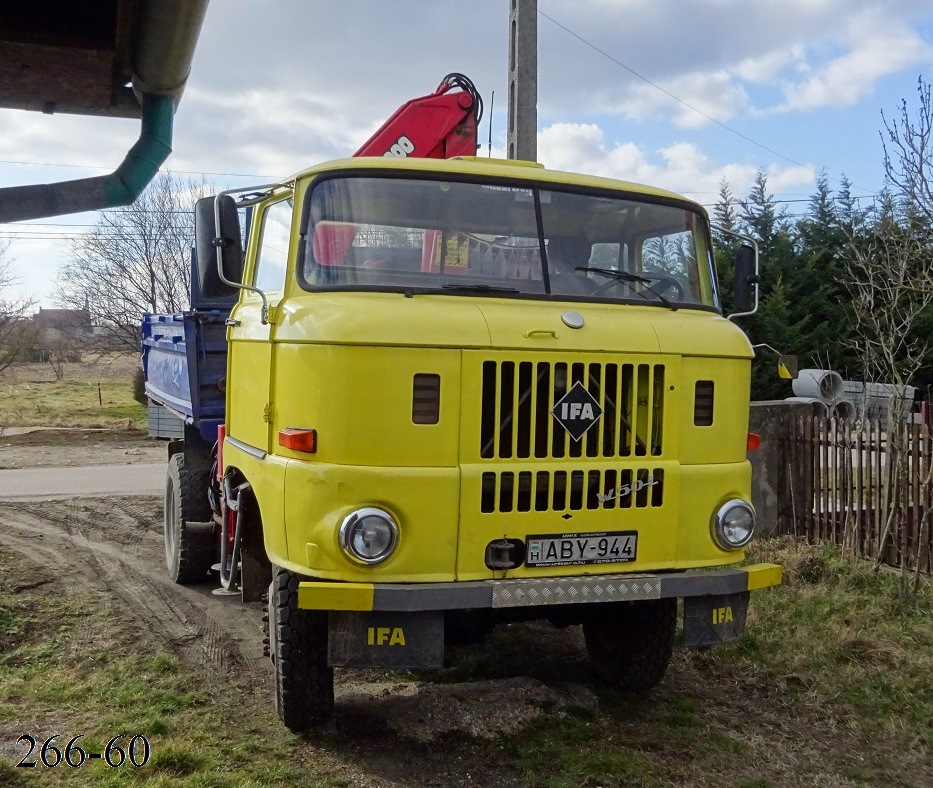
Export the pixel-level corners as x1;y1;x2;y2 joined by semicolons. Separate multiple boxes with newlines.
711;224;760;321
214;183;282;325
751;343;783;357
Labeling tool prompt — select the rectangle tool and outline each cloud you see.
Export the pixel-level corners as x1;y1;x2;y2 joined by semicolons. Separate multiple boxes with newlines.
171;88;362;178
0;0;929;304
735;46;807;84
624;71;750;128
771;12;933;112
537;122;814;199
540;0;932;124
0;111;138;173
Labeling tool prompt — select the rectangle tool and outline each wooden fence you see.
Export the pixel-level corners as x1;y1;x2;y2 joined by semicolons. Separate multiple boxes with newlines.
776;415;933;574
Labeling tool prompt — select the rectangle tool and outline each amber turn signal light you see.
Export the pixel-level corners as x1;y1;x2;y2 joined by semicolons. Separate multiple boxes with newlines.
279;428;317;453
747;433;761;451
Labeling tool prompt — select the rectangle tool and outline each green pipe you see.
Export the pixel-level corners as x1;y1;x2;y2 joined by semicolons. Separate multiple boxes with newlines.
105;94;174;206
0;93;174;223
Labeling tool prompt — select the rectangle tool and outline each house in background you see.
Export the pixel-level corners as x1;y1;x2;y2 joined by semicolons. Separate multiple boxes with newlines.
30;307;93;364
33;307;92;335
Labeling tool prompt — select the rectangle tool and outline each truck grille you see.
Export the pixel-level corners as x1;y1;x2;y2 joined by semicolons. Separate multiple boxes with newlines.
480;467;665;513
479;360;666;460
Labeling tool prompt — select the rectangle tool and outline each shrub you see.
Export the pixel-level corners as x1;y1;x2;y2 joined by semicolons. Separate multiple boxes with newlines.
132;366;147;406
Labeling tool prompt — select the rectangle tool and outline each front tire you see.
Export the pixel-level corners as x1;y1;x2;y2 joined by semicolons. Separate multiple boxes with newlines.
164;452;213;584
583;599;676;691
270;567;334;730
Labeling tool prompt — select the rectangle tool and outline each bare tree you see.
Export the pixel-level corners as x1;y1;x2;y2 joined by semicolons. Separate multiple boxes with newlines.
43;328;79;381
881;76;932;223
57;172;213;352
846;219;933;393
845;210;933;595
0;241;37;375
859;77;933;594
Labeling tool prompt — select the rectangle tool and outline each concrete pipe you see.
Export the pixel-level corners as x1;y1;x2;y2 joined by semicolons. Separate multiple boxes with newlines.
833;400;857;422
784;397;831;417
792;369;844;402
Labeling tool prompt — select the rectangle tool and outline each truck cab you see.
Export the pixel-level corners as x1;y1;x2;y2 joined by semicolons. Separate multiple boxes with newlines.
155;153;780;731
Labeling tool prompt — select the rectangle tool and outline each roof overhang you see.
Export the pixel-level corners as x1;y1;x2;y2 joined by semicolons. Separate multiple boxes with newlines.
0;1;209;118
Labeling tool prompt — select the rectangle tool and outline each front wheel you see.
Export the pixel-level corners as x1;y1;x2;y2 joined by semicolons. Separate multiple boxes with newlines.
583;598;676;691
269;568;334;730
164;452;213;584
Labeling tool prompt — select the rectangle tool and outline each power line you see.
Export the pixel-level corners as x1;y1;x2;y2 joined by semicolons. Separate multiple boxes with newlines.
0;158;281;180
0;221;97;227
699;194;879;208
537;8;875;196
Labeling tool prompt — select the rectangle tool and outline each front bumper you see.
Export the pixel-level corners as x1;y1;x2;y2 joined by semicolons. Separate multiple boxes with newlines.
298;562;781;612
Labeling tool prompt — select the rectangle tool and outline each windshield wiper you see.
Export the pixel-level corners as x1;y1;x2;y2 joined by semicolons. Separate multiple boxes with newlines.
440;284;520;293
402;283;522;298
576;266;650;284
575;266;678;311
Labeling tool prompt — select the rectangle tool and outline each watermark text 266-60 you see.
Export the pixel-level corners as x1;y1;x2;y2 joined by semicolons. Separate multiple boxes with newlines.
16;734;151;768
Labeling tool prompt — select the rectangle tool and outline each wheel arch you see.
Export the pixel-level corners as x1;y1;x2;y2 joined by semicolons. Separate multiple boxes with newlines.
220;440;290;582
223;462;274;602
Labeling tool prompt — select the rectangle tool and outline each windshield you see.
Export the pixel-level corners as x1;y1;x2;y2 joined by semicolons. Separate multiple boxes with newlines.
300;175;718;310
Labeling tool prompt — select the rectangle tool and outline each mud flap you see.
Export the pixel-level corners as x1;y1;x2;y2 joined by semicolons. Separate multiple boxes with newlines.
683;591;750;647
328;611;444;668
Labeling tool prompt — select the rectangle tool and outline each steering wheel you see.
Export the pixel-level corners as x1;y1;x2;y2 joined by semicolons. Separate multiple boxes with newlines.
593;272;685;301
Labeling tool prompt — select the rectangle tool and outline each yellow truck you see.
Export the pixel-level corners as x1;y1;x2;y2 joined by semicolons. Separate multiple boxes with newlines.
146;145;780;731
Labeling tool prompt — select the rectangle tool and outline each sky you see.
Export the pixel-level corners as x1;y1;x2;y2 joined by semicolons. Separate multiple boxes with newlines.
1;0;932;306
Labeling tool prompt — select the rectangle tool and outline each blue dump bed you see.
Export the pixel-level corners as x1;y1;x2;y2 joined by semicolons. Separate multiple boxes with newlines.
141;311;228;443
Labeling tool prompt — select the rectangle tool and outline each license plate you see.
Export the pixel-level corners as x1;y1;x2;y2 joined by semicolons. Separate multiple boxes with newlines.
525;531;637;567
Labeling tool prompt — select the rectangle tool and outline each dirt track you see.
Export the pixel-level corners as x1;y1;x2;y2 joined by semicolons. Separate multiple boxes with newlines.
0;497;264;672
0;496;577;786
2;492;927;786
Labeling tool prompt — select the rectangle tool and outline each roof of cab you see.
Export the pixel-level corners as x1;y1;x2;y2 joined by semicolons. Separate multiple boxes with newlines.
286;155;705;213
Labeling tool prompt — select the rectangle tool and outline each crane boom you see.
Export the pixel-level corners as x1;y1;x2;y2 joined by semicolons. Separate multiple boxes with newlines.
353;73;483;160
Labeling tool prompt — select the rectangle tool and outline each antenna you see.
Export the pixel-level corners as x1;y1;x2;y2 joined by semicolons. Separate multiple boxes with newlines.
487;90;494;157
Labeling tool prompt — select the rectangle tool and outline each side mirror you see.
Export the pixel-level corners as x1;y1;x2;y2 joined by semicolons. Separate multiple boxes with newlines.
778;355;799;380
195;195;243;298
732;244;758;316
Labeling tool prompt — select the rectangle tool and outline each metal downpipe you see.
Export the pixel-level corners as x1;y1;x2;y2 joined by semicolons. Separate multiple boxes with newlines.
0;93;174;223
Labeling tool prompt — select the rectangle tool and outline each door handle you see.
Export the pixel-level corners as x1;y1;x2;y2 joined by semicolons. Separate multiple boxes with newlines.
225;318;241;327
523;329;559;339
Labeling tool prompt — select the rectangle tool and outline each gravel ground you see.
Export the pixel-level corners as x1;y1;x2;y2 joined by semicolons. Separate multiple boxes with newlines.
0;429;165;470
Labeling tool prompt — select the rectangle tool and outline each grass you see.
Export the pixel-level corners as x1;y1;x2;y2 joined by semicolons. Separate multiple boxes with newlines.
0;355;146;430
0;551;345;787
732;539;933;742
0;537;930;786
491;538;933;787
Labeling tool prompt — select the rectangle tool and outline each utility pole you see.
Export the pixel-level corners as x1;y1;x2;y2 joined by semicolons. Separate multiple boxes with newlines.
507;0;537;161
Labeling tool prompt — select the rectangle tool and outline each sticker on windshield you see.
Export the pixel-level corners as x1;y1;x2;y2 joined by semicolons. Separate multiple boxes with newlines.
444;236;469;267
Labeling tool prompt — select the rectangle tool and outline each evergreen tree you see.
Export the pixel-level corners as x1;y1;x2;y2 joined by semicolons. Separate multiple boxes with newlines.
835;173;864;234
712;178;739;313
751;278;807;400
792;172;858;379
736;169;800;398
713;179;739;243
740;169;787;261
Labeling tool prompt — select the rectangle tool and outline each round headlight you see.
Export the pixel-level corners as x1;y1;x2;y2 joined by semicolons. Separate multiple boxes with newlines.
712;499;756;550
339;508;399;565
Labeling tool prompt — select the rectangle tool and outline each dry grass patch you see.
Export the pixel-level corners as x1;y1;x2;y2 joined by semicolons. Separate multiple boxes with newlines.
0;532;930;787
491;540;933;787
0;355;145;430
0;547;350;787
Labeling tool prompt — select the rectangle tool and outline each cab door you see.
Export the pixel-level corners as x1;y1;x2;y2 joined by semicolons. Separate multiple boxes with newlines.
225;196;294;454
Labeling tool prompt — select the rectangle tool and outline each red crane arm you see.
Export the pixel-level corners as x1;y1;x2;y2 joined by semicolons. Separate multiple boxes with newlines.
353;73;482;160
